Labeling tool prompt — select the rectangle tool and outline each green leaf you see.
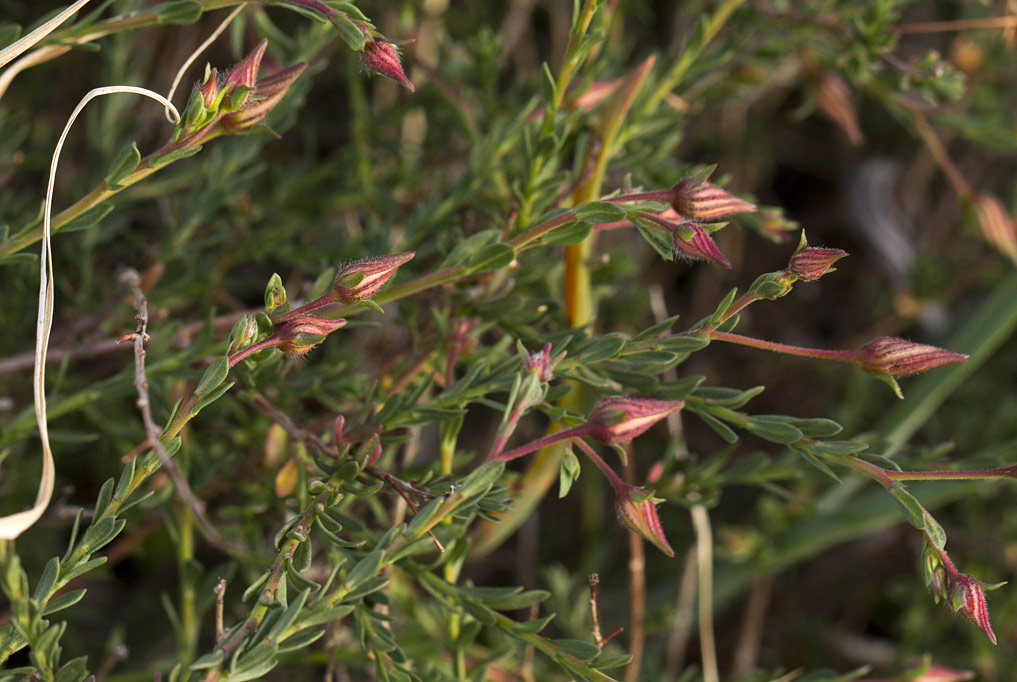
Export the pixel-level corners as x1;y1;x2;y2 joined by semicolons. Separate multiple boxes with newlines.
190;381;235;417
189;651;225;670
592;654;633;669
551;638;600;661
709;288;739;325
42;585;85;617
568;332;626;364
540;62;557;108
298;604;356;628
341;576;390;603
54;656;88;682
277;626;325;653
343;549;385;592
270;588;310;638
656;336;710;353
746;416;804;444
147;144;202;169
632;215;674;261
193;356;229;399
543;219;592;246
113;455;137;504
572;201;627;224
809;440;869;456
464;243;515;274
512;612;556;634
94;477;114;517
59;557;106;584
692;408;739;443
105;141;141;190
331;12;367;51
630;314;681;343
559;447;580;498
33;557;60;602
791;418;843;438
61;202;114;234
655;375;705;400
155;0;203;24
79;517;126;553
442;229;500;268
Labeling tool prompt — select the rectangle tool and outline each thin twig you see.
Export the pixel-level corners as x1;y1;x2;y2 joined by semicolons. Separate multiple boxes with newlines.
119;268;240;552
588;573;603;646
623;445;645;682
214;578;227;642
691;504;719;682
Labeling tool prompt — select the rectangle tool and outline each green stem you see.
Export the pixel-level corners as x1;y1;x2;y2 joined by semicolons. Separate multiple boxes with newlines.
644;0;745;111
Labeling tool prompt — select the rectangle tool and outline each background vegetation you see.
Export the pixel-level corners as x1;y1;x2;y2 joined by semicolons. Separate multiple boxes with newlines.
1;1;1017;681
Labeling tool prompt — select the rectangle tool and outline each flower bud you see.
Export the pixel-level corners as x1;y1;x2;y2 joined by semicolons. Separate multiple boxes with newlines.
221;39;268;110
670;180;757;221
521;343;564;383
672;221;732;268
589;397;684;445
948;570;999;645
968;191;1017;263
856;337;968;379
227;314;260;355
332;251;415;303
277;315;347;356
787;245;848;282
220;62;308;133
197;66;220;110
360;34;414;92
810;68;863;146
614;482;674;557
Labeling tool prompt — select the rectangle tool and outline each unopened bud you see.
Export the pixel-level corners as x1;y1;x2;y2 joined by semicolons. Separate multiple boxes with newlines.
672;221;732;268
277;315;347;356
857;337;968;379
522;343;564;383
947;569;1003;645
589;397;683;445
969;191;1017;263
614;483;674;557
810;68;863;146
227;314;260;355
197;66;220;110
332;251;415;303
787;233;848;281
670;180;757;221
221;62;308;133
361;34;414;92
221;39;268;110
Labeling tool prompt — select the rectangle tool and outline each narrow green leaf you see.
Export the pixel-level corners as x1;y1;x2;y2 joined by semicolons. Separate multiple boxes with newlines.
61;202;114;233
298;604;356;628
331;12;367;51
572;201;627;224
745;416;804;445
343;549;385;592
193;356;229;399
42;588;86;617
543;219;592;246
33;557;60;602
147;144;202;169
464;243;515;274
105;141;141;190
155;0;203;24
551;638;600;661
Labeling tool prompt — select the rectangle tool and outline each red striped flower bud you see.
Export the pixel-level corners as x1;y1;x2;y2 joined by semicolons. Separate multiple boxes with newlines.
670;180;757;221
332;251;415;303
614;482;674;557
948;570;999;645
857;337;968;378
788;245;848;281
220;62;308;133
277;315;347;356
857;337;968;398
589;397;683;444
